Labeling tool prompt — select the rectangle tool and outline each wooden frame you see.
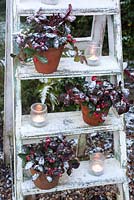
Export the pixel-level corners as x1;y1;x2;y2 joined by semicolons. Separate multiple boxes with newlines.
4;0;129;199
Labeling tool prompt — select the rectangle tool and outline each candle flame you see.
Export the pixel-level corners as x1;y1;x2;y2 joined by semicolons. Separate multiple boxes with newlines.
35;104;43;111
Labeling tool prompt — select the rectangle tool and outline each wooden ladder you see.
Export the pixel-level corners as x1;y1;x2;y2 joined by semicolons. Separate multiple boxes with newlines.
4;0;129;199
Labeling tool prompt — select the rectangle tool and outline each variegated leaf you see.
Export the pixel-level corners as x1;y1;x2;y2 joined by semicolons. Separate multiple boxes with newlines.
24;161;34;170
46;176;53;183
32;173;40;181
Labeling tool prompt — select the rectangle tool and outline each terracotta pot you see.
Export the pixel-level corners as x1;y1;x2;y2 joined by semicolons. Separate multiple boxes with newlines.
81;104;110;126
30;168;59;190
33;46;64;74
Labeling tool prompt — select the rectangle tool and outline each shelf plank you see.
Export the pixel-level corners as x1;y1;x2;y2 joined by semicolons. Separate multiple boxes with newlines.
18;0;119;16
22;158;126;196
16;56;121;80
20;109;124;144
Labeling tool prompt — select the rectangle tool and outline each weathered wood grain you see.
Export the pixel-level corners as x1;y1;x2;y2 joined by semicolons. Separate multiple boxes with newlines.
6;0;130;199
18;0;119;16
16;56;121;80
22;158;126;196
20;109;124;144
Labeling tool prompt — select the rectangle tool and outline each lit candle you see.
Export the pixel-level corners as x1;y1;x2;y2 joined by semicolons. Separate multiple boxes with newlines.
30;103;47;127
32;114;45;123
87;55;99;65
90;152;105;176
91;161;104;176
88;55;99;61
35;104;43;111
85;42;101;66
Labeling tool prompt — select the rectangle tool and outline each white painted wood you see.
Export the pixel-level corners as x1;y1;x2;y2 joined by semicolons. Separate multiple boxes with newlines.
74;37;92;51
117;183;130;200
20;109;124;144
113;129;128;176
18;0;119;16
107;15;115;56
4;0;14;162
91;15;106;50
117;184;124;200
13;0;20;32
22;158;126;196
113;13;123;73
122;182;130;200
8;0;129;199
16;56;121;80
14;78;23;200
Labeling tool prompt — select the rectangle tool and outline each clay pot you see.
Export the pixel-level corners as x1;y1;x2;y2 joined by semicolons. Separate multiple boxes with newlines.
33;46;63;74
81;104;110;126
30;169;59;190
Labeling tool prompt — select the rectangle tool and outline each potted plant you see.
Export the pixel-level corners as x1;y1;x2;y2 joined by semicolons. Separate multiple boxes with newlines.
59;76;130;126
19;135;80;190
15;4;76;74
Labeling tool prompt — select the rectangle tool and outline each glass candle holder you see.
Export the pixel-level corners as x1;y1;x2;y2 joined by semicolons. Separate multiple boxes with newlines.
30;103;47;127
89;152;105;176
41;0;59;5
85;42;101;66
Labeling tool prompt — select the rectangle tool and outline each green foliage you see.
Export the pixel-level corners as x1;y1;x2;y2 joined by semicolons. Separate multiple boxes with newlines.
23;48;36;57
21;80;40;114
121;0;134;60
0;0;5;20
15;6;77;62
71;16;93;37
18;136;80;178
36;54;48;63
39;77;84;112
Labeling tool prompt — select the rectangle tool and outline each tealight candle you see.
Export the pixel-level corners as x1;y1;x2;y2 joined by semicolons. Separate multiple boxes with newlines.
89;152;105;176
30;103;47;127
91;161;104;176
85;42;101;66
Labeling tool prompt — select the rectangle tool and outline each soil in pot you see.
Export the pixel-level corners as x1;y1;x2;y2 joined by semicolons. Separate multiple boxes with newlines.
33;46;63;74
30;168;59;190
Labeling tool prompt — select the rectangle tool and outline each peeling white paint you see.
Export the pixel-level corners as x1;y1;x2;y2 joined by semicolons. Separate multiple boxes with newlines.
16;56;121;80
18;0;119;16
20;109;124;144
9;0;130;199
22;158;126;196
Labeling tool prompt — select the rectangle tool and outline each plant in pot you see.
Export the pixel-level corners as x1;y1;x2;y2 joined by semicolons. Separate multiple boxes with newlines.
59;76;130;126
14;4;77;74
19;135;80;190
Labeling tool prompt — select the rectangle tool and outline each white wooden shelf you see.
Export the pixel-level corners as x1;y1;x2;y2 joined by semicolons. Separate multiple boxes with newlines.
16;56;121;80
20;109;124;144
22;158;126;196
18;0;119;16
6;0;129;199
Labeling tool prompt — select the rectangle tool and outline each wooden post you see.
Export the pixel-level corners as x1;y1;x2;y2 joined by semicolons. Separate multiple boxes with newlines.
4;0;14;163
107;15;115;56
91;15;106;48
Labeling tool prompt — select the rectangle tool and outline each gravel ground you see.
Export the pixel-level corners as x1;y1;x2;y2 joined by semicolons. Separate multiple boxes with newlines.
0;66;134;200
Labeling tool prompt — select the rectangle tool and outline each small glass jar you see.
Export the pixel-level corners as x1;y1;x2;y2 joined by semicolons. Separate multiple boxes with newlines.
85;42;101;66
89;152;105;176
41;0;59;5
30;103;47;127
